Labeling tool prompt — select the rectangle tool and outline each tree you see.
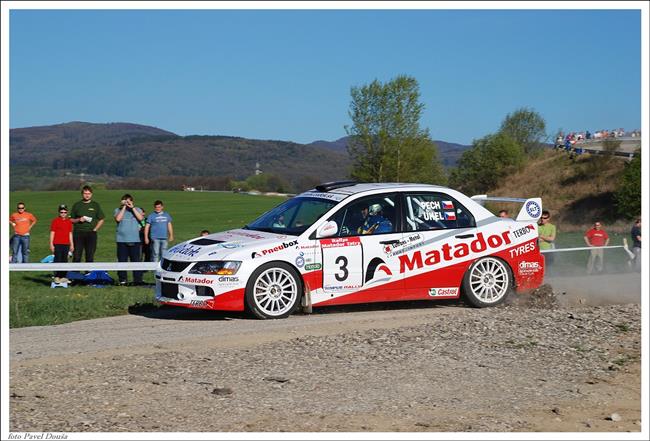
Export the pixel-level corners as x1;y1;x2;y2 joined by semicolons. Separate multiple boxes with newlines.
615;150;641;218
499;107;547;154
450;132;525;195
345;76;446;184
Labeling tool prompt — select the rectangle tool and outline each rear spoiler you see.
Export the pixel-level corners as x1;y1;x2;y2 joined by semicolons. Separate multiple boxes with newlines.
471;194;543;222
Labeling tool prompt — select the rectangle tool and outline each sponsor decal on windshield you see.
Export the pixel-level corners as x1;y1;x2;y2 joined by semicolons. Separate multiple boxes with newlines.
303;192;347;201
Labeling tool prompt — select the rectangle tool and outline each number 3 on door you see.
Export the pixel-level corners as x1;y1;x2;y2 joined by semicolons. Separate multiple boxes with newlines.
321;237;363;292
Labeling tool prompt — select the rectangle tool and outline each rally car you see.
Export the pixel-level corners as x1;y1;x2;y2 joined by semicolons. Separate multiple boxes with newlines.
155;181;544;319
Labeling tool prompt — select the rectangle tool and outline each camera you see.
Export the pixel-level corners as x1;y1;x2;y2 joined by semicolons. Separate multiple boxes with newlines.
121;199;127;205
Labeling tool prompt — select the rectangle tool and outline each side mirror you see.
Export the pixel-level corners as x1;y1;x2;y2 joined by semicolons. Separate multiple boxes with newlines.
316;221;338;238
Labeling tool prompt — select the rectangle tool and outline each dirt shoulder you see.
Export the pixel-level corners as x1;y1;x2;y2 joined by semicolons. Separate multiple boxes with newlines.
9;293;642;433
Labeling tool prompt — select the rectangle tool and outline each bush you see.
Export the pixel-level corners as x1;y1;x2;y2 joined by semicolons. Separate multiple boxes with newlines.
615;150;641;218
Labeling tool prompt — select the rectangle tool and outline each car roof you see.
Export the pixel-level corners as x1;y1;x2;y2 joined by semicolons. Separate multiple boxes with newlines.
310;182;448;196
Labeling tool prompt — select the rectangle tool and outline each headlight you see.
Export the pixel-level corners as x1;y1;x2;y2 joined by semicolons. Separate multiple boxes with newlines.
189;261;241;275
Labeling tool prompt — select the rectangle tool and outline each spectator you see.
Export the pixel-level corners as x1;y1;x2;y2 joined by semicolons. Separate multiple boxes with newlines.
498;209;509;218
70;185;105;263
538;210;556;271
114;194;145;286
584;221;609;274
9;202;37;263
630;218;641;272
139;209;152;262
200;229;210;236
144;200;174;262
49;204;74;284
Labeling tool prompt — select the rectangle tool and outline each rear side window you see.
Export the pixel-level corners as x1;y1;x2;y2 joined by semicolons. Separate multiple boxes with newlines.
404;193;475;231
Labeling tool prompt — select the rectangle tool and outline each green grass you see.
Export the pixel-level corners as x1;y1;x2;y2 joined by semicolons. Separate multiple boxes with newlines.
9;190;286;328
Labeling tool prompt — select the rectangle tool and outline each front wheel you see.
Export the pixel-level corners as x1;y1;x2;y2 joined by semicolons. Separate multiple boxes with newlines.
245;262;302;319
462;257;512;307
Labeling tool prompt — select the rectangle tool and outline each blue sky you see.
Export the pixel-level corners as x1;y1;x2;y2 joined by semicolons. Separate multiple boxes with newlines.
9;8;642;145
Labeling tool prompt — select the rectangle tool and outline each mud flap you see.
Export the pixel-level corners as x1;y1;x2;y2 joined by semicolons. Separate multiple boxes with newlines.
301;283;313;314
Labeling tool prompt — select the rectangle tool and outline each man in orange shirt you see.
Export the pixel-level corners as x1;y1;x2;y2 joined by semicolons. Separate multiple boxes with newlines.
584;220;610;274
9;202;37;263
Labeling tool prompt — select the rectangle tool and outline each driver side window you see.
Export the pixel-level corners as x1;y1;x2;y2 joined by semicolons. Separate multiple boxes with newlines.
328;194;398;237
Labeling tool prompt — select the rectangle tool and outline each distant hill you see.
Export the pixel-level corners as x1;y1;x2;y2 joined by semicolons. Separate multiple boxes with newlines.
307;136;470;167
9;122;350;191
307;136;350;153
9;122;470;192
10;121;176;155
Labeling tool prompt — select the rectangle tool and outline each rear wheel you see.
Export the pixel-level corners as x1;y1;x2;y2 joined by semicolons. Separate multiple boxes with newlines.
462;257;511;307
245;262;302;319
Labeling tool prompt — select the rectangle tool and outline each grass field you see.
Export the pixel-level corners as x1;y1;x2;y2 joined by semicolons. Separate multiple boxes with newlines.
8;190;286;328
8;190;635;328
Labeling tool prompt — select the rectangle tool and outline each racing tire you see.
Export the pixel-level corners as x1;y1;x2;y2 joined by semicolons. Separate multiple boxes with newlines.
461;257;512;308
245;262;303;319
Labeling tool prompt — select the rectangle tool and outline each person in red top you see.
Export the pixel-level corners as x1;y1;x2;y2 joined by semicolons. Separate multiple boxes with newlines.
50;204;74;284
584;220;610;274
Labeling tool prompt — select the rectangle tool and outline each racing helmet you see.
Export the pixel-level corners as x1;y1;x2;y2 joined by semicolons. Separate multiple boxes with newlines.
369;203;382;216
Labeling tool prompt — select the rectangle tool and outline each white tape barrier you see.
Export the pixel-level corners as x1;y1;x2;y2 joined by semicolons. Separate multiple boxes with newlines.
8;245;634;270
541;245;624;254
8;262;159;271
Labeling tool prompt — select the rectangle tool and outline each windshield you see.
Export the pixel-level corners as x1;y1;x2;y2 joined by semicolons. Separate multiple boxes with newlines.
245;197;337;236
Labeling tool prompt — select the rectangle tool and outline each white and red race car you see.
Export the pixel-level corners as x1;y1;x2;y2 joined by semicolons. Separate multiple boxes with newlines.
155;181;545;319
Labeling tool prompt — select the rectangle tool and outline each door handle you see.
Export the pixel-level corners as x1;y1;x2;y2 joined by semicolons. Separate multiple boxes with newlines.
455;234;475;239
379;239;400;245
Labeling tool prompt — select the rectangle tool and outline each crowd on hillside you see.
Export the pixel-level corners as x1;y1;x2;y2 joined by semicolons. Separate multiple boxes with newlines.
555;128;641;147
9;186;183;286
553;128;641;158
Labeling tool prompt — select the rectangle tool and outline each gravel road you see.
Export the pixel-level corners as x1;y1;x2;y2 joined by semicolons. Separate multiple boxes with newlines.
9;275;642;433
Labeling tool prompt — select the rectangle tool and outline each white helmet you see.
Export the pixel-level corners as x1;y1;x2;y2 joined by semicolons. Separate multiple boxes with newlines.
369;203;382;215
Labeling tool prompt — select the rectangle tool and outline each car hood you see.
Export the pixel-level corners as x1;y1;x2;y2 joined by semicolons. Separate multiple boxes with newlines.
163;228;300;262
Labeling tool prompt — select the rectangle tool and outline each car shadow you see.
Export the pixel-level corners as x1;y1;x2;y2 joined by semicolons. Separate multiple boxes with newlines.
128;298;468;322
302;298;465;317
128;302;248;321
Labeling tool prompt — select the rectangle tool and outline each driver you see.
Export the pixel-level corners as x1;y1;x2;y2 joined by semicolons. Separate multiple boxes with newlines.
272;215;286;228
358;203;392;235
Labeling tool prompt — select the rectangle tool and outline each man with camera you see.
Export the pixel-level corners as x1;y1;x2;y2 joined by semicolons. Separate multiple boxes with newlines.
113;194;145;285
